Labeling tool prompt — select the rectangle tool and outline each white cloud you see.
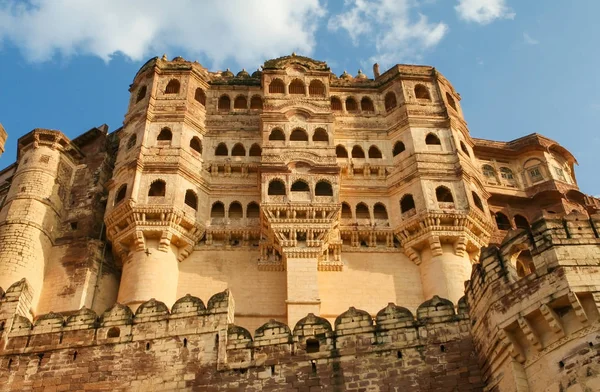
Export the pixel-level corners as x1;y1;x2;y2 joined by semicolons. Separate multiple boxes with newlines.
523;32;539;45
0;0;325;68
455;0;515;25
328;0;448;66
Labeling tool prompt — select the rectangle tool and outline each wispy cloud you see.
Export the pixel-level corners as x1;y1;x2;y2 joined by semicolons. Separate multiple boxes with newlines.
455;0;515;25
0;0;325;68
523;32;539;45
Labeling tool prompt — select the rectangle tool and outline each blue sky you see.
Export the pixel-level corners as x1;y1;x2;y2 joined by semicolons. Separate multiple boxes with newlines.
0;0;598;194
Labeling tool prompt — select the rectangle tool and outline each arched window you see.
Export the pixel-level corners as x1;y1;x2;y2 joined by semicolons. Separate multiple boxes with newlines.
309;80;325;96
148;180;166;197
107;327;120;338
400;194;415;213
356;203;370;219
231;143;246;156
315;181;333;196
291;180;309;192
346;97;358;112
373;203;388;219
127;134;137;150
351;146;365;158
247;202;260;218
313;128;328;143
115;184;127;205
215;143;228;156
472;192;484;211
290;128;308;141
136;86;146;103
234;95;247;109
165;79;180;94
331;97;342;111
336;145;348;158
482;165;496;178
250;96;263;110
435;186;454;203
514;215;530;230
269;128;285;141
194;88;206;106
368;146;382;159
229;202;243;219
269;79;285;94
190;137;202;154
425;133;441;145
289;79;305;95
500;167;515;180
361;97;374;112
341;203;352;219
460;141;470;156
211;202;225;218
249;144;261;156
495;212;511;230
218;95;230;111
393;141;405;156
184;190;198;210
157;128;172;142
385;92;397;111
446;92;457;111
268;179;286;195
516;251;535;278
414;84;430;100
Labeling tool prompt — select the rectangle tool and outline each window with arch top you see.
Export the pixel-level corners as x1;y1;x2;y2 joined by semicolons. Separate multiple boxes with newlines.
368;145;382;159
346;97;358;112
514;215;530;230
425;133;441;145
393;141;405;156
148;180;166;197
446;92;457;111
361;97;374;112
194;88;206;106
331;97;342;111
249;143;262;156
336;145;348;158
211;202;225;218
231;143;246;156
218;95;230;111
315;181;333;196
165;79;180;94
313;128;328;143
373;203;388;220
234;95;247;109
269;128;285;141
515;250;535;278
472;192;484;211
400;194;415;213
215;143;228;156
435;186;454;203
351;145;365;158
247;202;260;218
482;164;496;178
495;212;511;230
356;203;370;219
115;184;127;205
414;84;430;100
290;128;308;141
384;92;397;111
268;179;286;195
229;202;243;219
291;180;309;192
184;190;198;210
157;128;172;144
250;96;263;110
309;80;325;96
341;202;352;219
269;79;285;94
136;86;147;103
190;137;202;154
289;79;305;95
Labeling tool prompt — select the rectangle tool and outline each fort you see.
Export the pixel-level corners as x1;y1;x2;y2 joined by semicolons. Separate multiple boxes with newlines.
0;54;598;391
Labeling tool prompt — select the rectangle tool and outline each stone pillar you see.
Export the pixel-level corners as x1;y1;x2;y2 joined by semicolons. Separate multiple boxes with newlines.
285;256;321;328
419;243;472;305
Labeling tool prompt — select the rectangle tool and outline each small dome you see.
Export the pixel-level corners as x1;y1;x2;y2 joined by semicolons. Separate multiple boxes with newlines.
172;56;185;62
355;69;367;79
251;69;262;78
222;68;234;78
340;70;353;80
236;69;250;78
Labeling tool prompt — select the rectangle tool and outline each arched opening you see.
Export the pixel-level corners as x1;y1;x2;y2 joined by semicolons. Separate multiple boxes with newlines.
345;97;358;112
211;202;225;218
400;194;415;213
231;143;246;156
315;181;333;196
435;186;454;203
414;84;430;100
516;251;535;278
483;165;496;179
351;145;365;158
218;95;230;111
373;203;388;219
472;192;484;211
249;144;261;157
331;97;342;111
165;79;180;94
190;137;202;154
148;180;166;197
247;202;260;218
229;202;243;219
425;133;441;145
234;95;247;109
157;128;172;142
107;327;120;338
368;146;382;159
127;134;137;150
250;96;263;110
215;143;228;156
291;180;310;192
184;190;198;210
446;92;457;111
460;141;470;156
341;203;352;219
269;128;285;141
289;79;305;95
495;213;511;230
194;88;206;106
385;92;397;111
500;167;515;180
115;184;127;205
136;86;146;103
514;215;530;230
269;79;285;94
268;180;286;195
290;129;309;142
361;97;374;112
356;203;370;219
336;145;348;158
306;338;320;353
313;128;328;143
309;80;325;96
393;141;405;156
